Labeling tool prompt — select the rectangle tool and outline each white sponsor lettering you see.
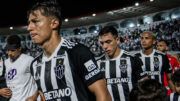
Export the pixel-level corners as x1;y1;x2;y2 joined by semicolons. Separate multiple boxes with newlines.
44;87;72;100
85;69;100;80
144;71;160;76
106;78;131;84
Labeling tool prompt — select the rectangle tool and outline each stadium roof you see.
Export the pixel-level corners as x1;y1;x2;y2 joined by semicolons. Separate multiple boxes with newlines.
0;0;180;35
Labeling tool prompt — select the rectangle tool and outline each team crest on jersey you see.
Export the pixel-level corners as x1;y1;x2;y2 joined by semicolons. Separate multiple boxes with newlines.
153;57;159;68
120;59;127;73
8;69;17;80
54;60;65;79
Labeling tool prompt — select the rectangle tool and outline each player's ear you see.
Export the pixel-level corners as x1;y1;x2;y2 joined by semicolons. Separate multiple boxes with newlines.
153;39;156;45
165;46;168;51
51;18;59;30
116;37;120;44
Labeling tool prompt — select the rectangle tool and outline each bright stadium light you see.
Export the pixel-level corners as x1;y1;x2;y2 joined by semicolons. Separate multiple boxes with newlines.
94;30;98;33
92;13;96;17
150;0;154;2
64;18;68;22
123;8;127;10
135;2;139;6
10;27;13;30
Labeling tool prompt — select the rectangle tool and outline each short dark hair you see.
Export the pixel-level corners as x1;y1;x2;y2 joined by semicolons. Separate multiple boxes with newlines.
142;31;156;40
27;1;62;30
6;35;21;50
129;79;168;101
99;26;118;38
158;39;169;46
172;70;180;83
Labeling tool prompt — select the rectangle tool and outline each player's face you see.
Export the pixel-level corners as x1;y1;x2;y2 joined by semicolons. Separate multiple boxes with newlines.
27;10;53;45
141;32;156;50
157;41;168;52
99;32;120;59
7;48;21;62
175;82;180;94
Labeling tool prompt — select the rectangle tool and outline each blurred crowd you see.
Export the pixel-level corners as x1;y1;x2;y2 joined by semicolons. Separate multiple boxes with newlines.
0;18;180;58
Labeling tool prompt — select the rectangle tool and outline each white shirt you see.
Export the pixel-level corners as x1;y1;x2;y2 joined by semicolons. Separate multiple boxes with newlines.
5;54;39;101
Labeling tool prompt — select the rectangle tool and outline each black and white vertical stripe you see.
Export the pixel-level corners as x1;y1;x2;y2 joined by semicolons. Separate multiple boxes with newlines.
32;47;78;101
135;49;171;84
31;39;100;101
97;50;144;101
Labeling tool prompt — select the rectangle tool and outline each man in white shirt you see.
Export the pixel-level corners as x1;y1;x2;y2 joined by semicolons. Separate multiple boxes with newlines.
1;35;39;101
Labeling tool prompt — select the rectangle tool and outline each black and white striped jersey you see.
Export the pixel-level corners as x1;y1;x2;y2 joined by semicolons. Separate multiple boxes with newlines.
0;57;9;101
135;49;172;84
170;92;180;101
96;50;146;101
0;57;6;83
30;38;104;101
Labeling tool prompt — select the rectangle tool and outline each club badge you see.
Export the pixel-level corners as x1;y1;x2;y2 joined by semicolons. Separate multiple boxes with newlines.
8;69;17;80
153;57;159;68
120;59;127;73
54;59;65;79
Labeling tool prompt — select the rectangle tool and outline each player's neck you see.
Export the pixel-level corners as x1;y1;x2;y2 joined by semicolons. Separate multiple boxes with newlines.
110;47;121;59
42;33;61;58
10;53;21;62
142;47;153;55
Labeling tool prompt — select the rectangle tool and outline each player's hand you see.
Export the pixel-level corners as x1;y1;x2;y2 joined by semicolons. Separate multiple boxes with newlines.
0;88;12;98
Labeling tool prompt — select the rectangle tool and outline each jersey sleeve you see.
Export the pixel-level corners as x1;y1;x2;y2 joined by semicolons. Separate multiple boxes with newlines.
131;56;146;83
172;57;180;71
69;44;104;86
163;55;172;74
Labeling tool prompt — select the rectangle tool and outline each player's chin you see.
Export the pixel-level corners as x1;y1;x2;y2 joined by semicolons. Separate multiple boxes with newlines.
32;40;41;45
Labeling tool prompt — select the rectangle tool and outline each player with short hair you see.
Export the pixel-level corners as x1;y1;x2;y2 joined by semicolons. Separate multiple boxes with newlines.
157;39;180;95
97;26;147;101
3;35;39;101
27;1;111;101
135;31;175;92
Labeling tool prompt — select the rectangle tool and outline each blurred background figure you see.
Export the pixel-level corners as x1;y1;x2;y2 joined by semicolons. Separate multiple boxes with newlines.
157;39;180;95
129;79;168;101
170;70;180;101
135;31;175;93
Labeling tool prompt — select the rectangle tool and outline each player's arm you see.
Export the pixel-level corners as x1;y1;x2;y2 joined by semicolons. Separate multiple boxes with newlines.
26;90;39;101
174;57;180;71
0;88;12;98
88;78;112;101
132;56;148;83
166;72;175;92
70;45;111;101
138;76;149;82
164;55;176;92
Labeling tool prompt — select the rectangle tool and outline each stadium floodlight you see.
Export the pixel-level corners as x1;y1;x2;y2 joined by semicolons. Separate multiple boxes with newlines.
10;27;13;30
94;30;98;33
150;0;154;2
64;18;68;22
92;13;96;17
135;2;139;6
